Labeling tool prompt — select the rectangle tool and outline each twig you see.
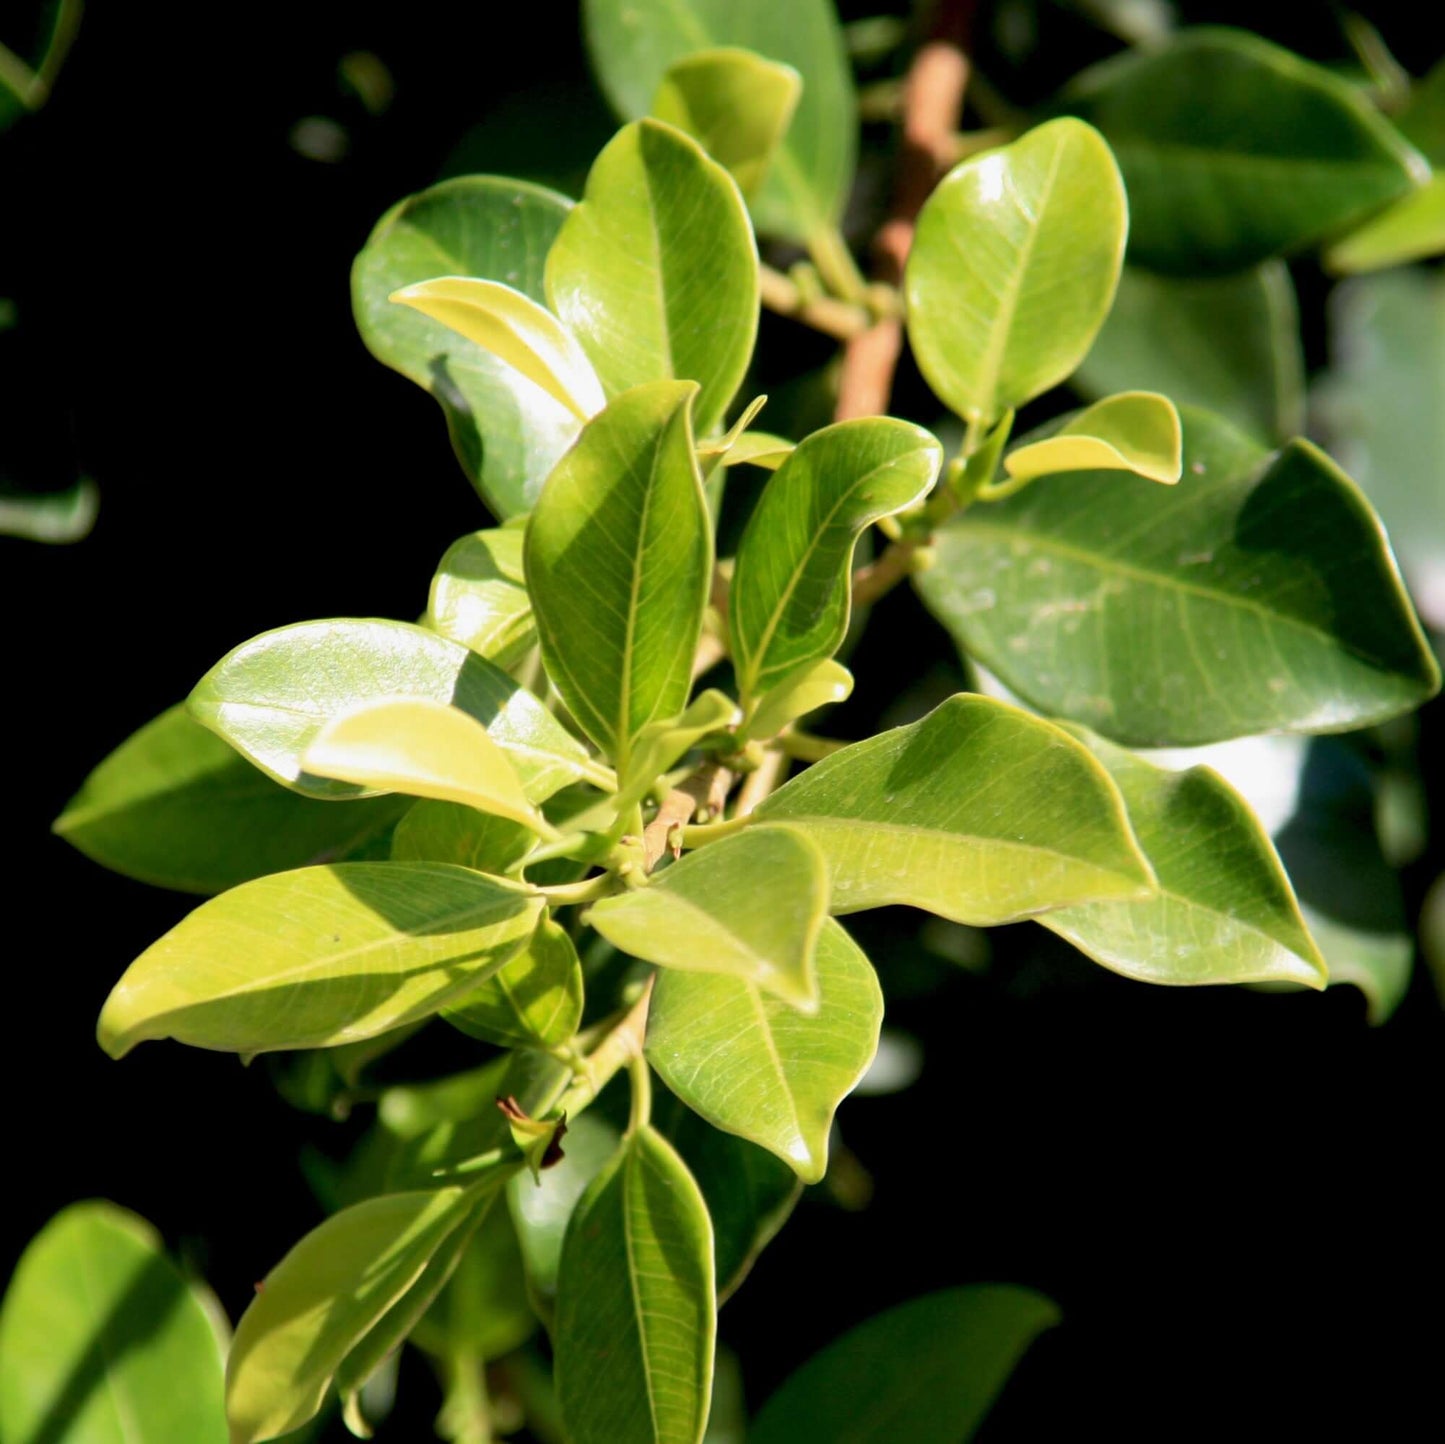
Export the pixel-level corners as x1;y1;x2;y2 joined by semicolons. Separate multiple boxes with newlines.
735;748;787;816
640;762;733;870
759;264;873;341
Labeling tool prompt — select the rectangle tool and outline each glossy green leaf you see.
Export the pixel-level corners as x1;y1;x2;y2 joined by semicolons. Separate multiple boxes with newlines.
391;799;534;875
1324;175;1445;274
98;863;543;1058
0;1202;227;1444
730;417;941;706
1004;391;1182;485
190;617;592;802
545;120;758;438
906;118;1127;426
1040;728;1326;987
554;1126;715;1444
647;918;881;1182
352;176;578;516
917;406;1441;745
54;705;409;895
749;1285;1060;1444
588;824;829;1009
1072;262;1304;444
443;912;584;1048
716;430;793;470
583;0;855;243
756;694;1154;922
525;381;712;773
1064;28;1428;274
652;48;801;198
744;658;854;743
426;527;535;667
616;688;741;814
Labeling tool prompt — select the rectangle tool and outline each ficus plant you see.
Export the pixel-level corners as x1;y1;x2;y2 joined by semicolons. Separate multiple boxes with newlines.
14;1;1445;1442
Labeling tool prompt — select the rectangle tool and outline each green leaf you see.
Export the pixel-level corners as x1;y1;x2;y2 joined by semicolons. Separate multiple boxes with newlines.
906;118;1127;426
554;1126;715;1444
391;799;534;875
0;1202;227;1444
389;276;605;421
744;658;854;743
544;120;758;438
714;430;793;470
1039;728;1326;988
1398;58;1445;166
226;1186;478;1444
729;417;942;706
189;617;592;802
1324;174;1445;274
53;705;409;895
443;912;584;1049
0;477;97;543
525;381;712;773
917;406;1441;745
748;1285;1060;1444
1063;28;1428;275
1003;392;1182;486
647;918;881;1183
755;694;1155;922
1072;262;1304;444
615;689;741;814
583;0;856;244
352;175;578;516
651;48;801;198
97;863;543;1058
588;824;829;1009
426;527;535;667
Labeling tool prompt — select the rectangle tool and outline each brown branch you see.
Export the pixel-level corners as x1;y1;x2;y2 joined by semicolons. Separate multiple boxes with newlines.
640;762;734;870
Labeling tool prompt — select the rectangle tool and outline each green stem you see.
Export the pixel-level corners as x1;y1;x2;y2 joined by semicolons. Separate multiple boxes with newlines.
678;812;751;849
535;873;614;906
555;978;653;1120
578;757;618;792
626;1051;653;1135
522;831;596;867
777;730;847;762
975;472;1035;504
437;1349;492;1444
807;226;871;305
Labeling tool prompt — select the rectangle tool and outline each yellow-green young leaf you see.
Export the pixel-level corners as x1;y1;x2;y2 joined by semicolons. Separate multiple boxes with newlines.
652;48;801;197
0;1203;228;1444
755;694;1155;922
190;618;590;804
526;381;712;775
545;120;759;437
98;863;543;1058
646;919;880;1183
744;659;853;743
906;118;1127;426
588;824;829;1009
695;395;769;474
1041;728;1327;988
303;697;550;836
554;1126;716;1444
443;912;585;1049
614;688;740;814
389;276;605;421
426;528;534;667
729;417;942;708
715;430;793;470
1004;391;1182;485
1325;175;1445;274
391;799;535;875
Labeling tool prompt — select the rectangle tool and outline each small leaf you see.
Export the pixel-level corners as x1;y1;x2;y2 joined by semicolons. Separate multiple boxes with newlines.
426;527;535;667
545;119;758;437
389;276;605;421
588;824;829;1009
526;381;712;774
554;1126;716;1444
391;799;535;875
748;1285;1060;1444
98;863;543;1058
715;430;793;470
1324;174;1445;274
0;477;97;543
744;658;854;742
1003;391;1182;485
652;47;801;197
757;694;1154;921
615;688;740;814
906;118;1127;426
0;1202;228;1444
646;918;881;1182
729;417;941;707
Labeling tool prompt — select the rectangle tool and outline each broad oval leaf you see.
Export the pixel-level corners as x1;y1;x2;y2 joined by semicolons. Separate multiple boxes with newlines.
755;694;1155;922
917;406;1442;745
554;1125;716;1444
583;0;855;244
391;799;535;875
646;918;881;1182
906;118;1127;426
1325;175;1445;275
352;175;578;516
1004;392;1181;485
525;381;712;774
426;527;535;667
545;120;758;438
54;704;408;895
749;1285;1060;1444
1063;27;1428;274
729;417;942;706
189;617;591;802
1041;728;1327;987
745;658;854;743
588;824;829;1009
98;863;543;1058
0;1202;227;1444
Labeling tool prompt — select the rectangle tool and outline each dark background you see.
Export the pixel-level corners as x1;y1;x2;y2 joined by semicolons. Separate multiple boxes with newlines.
3;1;1443;1438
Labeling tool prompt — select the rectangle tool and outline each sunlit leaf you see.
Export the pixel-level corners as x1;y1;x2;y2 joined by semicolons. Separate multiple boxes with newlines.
426;527;535;667
1003;392;1181;485
744;658;854;743
1324;175;1445;274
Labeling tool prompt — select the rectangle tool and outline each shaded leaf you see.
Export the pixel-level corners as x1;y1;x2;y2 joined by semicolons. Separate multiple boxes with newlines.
391;799;535;875
1004;392;1181;485
426;527;535;667
1324;174;1445;274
